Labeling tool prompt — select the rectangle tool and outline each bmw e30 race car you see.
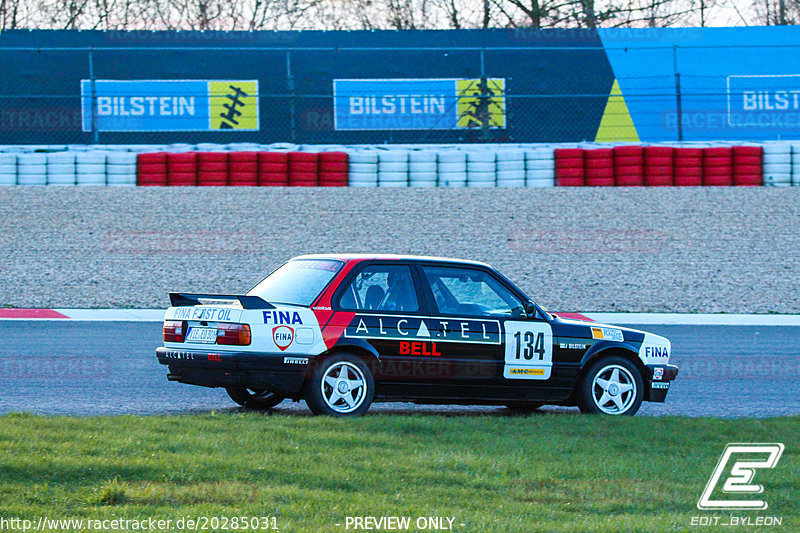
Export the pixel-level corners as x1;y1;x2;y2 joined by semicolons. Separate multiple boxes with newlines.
156;254;678;416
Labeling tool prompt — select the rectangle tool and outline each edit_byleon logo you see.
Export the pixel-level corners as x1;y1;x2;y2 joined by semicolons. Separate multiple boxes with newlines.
697;443;785;511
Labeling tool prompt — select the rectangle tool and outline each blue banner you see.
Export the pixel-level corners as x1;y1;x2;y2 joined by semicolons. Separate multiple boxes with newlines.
727;75;800;128
333;78;506;131
80;80;259;132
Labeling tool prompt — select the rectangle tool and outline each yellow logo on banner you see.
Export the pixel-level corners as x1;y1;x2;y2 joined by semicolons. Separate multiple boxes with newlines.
456;78;506;129
209;80;259;130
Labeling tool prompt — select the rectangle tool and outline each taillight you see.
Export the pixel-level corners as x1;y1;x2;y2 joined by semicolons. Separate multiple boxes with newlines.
163;320;186;342
217;323;251;346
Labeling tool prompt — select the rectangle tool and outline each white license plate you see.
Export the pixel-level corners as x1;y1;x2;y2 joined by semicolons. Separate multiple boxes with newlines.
186;327;217;344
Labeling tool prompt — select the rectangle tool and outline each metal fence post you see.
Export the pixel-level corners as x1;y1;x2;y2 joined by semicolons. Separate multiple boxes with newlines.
673;45;683;142
286;50;296;143
88;49;99;144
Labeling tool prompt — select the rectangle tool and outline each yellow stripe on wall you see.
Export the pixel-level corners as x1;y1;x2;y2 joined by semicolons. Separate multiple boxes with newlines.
595;79;639;142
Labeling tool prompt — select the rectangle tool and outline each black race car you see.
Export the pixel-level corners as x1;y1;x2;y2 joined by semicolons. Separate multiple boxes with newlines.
157;254;678;416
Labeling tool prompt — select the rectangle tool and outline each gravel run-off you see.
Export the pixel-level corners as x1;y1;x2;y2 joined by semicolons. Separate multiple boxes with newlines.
2;187;798;312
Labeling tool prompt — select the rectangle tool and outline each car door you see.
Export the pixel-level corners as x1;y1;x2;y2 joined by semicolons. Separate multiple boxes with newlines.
416;263;557;400
333;262;435;392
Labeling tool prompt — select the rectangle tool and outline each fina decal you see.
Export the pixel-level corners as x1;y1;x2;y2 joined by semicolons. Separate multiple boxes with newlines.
273;326;294;351
591;327;624;342
264;310;304;325
653;367;664;380
644;346;670;359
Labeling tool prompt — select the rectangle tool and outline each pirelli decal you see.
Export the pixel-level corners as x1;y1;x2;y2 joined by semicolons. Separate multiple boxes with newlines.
344;314;501;345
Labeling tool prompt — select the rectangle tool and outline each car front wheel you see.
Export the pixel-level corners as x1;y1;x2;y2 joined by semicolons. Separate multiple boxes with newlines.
578;356;643;416
226;387;285;409
305;354;374;416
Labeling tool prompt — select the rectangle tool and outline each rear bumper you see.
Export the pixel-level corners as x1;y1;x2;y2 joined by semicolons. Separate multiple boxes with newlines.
155;347;308;394
645;363;679;402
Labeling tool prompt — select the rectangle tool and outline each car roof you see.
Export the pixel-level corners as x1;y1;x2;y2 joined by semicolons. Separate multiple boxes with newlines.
290;253;492;268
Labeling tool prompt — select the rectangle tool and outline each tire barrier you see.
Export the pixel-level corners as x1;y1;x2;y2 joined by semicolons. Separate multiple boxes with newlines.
136;152;168;186
673;147;703;187
762;142;791;187
554;148;584;186
554;144;764;187
0;142;788;187
613;145;644;186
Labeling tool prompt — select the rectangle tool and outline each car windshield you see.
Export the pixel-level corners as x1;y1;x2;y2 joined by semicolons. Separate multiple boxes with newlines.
248;259;342;306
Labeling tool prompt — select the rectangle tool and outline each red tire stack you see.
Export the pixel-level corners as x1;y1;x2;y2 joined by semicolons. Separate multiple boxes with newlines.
584;148;615;186
166;152;197;186
554;148;585;186
673;147;703;186
732;146;763;186
196;152;228;186
288;152;319;186
613;145;644;186
643;146;673;186
318;152;349;187
228;151;258;186
702;146;733;186
136;152;168;186
258;152;289;186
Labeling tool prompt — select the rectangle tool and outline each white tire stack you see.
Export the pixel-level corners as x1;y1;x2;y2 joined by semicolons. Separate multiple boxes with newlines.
166;143;195;153
0;153;17;185
466;150;496;188
792;144;800;187
437;150;467;187
196;143;225;152
17;153;47;185
348;150;379;187
377;149;408;187
496;149;525;187
525;146;555;187
46;151;76;185
76;151;107;185
762;142;791;187
106;151;137;186
408;150;437;187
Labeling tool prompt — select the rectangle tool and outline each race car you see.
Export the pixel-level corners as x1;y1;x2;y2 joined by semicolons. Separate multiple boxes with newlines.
156;254;678;416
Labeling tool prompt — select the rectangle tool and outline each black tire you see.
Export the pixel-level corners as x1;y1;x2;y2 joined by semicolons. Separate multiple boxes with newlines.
226;387;285;409
505;402;544;413
304;353;374;416
578;356;643;416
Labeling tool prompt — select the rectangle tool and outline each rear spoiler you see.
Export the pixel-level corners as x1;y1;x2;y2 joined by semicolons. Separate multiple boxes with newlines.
169;293;275;310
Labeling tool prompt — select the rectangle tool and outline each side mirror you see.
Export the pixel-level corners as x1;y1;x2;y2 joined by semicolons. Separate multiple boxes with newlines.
524;302;537;318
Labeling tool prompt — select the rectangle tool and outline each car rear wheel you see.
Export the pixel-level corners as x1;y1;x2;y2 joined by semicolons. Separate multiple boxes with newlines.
578;356;643;416
305;354;374;416
226;387;285;409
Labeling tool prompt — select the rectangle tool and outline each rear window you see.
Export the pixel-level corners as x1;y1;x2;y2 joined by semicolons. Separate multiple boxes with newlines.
247;260;342;306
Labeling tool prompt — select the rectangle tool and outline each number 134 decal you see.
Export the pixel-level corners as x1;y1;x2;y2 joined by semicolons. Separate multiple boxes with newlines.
504;322;553;380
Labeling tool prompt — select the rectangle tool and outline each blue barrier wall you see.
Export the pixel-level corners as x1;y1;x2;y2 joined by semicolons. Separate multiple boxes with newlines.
599;26;800;142
1;27;799;144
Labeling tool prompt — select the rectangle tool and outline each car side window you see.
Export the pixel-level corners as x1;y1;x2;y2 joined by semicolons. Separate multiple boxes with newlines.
338;265;419;312
422;266;524;318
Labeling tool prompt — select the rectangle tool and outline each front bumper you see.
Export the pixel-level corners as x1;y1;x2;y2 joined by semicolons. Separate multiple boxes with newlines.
645;363;679;402
155;347;308;394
